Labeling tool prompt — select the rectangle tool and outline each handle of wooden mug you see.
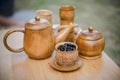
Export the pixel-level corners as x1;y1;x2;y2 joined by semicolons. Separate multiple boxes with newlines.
3;29;24;53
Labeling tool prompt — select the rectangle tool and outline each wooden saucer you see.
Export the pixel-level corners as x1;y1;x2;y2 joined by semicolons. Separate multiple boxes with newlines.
79;54;102;60
50;58;82;72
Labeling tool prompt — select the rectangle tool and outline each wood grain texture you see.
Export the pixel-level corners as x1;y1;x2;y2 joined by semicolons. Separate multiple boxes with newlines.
0;29;120;80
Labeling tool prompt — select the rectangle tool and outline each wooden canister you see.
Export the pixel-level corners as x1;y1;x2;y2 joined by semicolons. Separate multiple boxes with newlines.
60;5;75;25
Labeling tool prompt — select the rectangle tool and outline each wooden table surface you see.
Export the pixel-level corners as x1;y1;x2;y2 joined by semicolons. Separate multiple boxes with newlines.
0;29;120;80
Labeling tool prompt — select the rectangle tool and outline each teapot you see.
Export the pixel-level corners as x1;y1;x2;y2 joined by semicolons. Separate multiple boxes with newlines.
3;16;74;59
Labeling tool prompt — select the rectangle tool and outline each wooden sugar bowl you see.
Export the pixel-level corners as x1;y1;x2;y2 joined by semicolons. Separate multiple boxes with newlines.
76;27;105;59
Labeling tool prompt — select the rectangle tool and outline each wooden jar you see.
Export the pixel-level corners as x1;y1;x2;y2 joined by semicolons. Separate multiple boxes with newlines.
76;27;105;59
60;5;75;25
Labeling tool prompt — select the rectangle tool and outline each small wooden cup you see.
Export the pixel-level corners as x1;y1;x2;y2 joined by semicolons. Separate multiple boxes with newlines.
55;42;78;67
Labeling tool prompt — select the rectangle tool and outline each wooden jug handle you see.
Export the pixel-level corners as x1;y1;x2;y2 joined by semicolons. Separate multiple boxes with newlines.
3;29;24;53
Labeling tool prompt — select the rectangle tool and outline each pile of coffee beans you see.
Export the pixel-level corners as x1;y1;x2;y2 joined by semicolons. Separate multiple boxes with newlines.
57;43;76;51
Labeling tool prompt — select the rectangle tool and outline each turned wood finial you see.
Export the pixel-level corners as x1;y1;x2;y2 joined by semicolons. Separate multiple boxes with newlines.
88;26;93;32
35;16;40;21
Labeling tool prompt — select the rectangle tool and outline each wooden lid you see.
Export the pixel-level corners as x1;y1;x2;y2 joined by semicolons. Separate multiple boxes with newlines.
79;27;102;40
60;5;75;11
25;16;51;30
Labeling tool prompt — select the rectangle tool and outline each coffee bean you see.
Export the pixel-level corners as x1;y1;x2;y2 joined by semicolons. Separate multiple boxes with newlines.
57;43;76;51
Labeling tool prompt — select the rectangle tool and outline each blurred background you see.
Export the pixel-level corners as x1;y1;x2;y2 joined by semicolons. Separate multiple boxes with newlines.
0;0;120;66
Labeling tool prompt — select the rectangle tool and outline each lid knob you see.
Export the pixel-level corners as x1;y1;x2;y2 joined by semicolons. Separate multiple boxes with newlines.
35;16;40;21
88;26;93;32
